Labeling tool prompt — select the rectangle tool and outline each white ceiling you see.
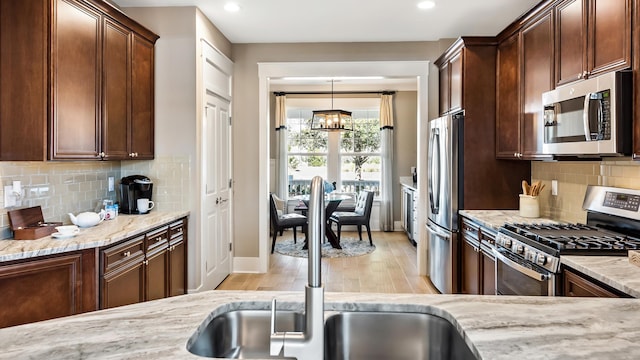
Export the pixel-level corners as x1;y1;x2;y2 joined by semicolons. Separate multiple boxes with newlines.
112;0;540;44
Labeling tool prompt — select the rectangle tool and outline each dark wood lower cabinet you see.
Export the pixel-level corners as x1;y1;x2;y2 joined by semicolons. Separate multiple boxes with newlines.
481;248;496;295
101;217;188;309
0;249;97;328
563;267;629;298
102;255;145;308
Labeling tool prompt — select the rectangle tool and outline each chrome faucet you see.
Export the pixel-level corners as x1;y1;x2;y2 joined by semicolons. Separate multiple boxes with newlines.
270;176;324;360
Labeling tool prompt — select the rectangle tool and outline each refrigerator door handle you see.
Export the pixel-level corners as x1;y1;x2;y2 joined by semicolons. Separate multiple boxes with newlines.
427;221;450;239
428;127;440;215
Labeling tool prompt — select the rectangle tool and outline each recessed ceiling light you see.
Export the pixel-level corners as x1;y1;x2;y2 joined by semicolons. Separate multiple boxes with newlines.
224;2;240;12
417;1;435;10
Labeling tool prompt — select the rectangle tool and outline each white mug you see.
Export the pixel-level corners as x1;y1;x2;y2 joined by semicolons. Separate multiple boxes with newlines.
55;225;79;236
137;198;155;213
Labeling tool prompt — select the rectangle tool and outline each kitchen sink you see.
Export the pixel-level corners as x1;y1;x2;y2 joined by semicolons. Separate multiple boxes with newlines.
187;309;305;359
324;311;478;360
188;308;478;360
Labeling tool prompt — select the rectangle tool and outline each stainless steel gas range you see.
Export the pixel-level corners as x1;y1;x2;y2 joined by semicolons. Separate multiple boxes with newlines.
494;185;640;296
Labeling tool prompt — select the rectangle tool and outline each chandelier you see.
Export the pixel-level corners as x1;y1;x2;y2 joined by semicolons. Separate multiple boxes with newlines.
310;80;353;132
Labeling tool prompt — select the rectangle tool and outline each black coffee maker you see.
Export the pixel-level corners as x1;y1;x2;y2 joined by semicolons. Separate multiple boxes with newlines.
120;175;153;214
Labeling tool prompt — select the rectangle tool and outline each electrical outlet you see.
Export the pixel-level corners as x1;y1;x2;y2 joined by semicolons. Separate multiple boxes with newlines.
551;180;558;196
108;177;115;192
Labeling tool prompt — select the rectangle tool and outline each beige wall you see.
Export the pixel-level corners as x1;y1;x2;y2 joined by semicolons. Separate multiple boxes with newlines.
233;40;453;257
533;159;640;223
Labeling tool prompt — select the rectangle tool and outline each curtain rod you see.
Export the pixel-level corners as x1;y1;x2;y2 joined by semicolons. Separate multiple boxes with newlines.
274;90;395;96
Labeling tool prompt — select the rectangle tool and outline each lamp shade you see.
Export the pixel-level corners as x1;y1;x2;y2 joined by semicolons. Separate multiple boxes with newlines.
311;109;353;132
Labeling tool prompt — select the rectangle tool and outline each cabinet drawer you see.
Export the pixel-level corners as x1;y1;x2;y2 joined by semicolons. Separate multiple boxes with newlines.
146;226;169;252
103;235;144;274
169;219;186;245
460;218;480;241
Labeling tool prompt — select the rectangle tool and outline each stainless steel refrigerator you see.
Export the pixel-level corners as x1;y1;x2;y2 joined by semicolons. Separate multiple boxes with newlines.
427;111;463;294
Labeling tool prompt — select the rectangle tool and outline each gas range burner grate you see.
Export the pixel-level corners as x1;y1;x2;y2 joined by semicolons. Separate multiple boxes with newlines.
502;222;640;255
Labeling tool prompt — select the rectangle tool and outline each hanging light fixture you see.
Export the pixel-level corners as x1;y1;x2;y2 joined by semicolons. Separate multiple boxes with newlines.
310;79;353;132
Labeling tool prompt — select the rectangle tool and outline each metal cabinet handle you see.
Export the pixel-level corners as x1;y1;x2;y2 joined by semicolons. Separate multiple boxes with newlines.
123;251;131;257
156;237;163;242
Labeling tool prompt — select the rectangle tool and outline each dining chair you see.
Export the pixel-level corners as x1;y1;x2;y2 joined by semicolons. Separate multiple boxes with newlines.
270;193;308;253
328;190;375;246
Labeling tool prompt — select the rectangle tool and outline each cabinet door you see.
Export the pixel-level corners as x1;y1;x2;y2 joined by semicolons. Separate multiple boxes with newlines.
0;0;48;160
168;219;187;296
496;34;521;159
51;0;102;160
0;253;85;328
102;18;131;160
522;13;554;159
563;268;622;297
587;0;631;76
481;250;495;295
130;34;155;159
102;257;145;308
438;63;450;115
460;238;481;295
145;247;168;301
169;240;186;296
449;52;463;113
555;0;586;86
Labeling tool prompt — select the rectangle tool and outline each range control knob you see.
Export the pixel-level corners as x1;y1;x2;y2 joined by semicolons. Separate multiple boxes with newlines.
536;254;547;265
515;244;524;254
503;238;512;248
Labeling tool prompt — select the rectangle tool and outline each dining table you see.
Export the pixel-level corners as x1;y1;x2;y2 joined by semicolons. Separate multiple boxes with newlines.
292;193;352;249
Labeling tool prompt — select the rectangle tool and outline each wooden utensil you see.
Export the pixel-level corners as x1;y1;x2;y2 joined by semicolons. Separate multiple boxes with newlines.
522;180;530;195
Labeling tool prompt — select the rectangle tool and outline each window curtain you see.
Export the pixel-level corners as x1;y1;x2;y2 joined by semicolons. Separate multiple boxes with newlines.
379;93;394;231
275;94;288;206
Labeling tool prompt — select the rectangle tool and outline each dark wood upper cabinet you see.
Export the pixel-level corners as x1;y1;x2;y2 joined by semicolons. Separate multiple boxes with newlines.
102;18;131;161
51;0;102;160
449;52;463;113
438;63;450;116
555;0;631;86
521;13;554;159
555;0;585;86
130;35;155;160
0;0;158;161
496;33;521;159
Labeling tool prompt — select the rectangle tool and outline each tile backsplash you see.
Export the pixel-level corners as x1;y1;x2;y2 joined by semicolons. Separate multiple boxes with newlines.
0;156;190;239
532;158;640;223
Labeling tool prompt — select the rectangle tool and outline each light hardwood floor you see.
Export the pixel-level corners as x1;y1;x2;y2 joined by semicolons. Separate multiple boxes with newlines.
217;230;439;294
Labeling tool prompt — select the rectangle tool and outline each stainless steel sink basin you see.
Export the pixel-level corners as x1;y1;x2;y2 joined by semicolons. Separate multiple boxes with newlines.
187;309;305;359
324;311;478;360
188;309;478;360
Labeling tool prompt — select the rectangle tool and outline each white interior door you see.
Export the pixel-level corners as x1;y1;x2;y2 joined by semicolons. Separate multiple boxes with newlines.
201;41;233;290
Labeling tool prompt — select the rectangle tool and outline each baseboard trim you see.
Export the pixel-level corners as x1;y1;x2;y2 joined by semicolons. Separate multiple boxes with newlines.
233;257;263;273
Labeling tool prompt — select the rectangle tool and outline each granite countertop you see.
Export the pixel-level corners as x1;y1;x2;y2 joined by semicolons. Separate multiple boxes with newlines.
399;176;417;191
561;256;640;298
1;290;640;359
0;211;189;262
459;209;561;231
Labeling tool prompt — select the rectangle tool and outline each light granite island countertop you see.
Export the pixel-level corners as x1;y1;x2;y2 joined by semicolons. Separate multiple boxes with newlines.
1;290;640;359
0;211;189;262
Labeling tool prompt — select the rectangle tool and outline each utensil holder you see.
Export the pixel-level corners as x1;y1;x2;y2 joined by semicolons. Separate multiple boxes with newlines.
519;194;540;218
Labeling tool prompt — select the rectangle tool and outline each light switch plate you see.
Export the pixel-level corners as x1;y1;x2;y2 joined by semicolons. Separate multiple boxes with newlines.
551;180;558;196
4;185;16;208
108;177;115;192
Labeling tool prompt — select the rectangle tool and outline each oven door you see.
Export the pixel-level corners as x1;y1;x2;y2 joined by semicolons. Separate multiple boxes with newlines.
493;247;556;296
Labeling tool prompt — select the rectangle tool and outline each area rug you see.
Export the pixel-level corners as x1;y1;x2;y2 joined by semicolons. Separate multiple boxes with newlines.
274;237;376;258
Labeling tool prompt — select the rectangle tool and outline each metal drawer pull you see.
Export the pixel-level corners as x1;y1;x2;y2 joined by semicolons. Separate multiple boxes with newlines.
123;251;131;257
156;237;163;242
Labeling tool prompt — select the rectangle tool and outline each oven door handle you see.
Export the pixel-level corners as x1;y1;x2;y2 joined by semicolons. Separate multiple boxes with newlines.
492;248;551;281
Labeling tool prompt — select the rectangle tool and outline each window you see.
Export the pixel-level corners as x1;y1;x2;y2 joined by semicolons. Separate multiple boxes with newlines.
286;105;381;197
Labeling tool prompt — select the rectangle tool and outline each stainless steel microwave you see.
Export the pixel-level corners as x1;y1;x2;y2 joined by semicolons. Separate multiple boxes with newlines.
541;70;632;157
